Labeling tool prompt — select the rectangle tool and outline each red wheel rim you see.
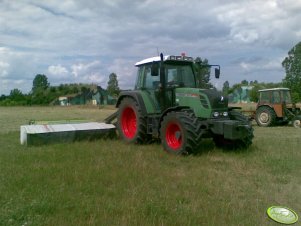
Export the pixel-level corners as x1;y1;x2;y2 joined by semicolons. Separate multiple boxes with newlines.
121;107;137;139
165;122;182;150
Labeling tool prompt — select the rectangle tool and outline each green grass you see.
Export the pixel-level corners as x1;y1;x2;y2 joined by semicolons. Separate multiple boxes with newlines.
0;106;301;225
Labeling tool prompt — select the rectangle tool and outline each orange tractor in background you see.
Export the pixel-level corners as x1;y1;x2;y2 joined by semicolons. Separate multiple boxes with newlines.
255;88;301;128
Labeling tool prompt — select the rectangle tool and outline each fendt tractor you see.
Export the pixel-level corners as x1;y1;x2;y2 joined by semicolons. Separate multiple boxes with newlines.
114;54;253;154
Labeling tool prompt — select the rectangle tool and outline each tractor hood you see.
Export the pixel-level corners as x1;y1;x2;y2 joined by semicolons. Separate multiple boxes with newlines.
175;88;228;118
200;89;228;110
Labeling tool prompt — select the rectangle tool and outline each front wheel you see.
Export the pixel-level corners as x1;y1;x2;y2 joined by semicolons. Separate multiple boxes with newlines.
160;111;202;155
293;119;301;128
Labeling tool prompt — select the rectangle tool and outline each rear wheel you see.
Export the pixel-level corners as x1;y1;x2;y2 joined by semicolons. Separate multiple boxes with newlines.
255;106;276;127
160;110;202;155
117;97;150;143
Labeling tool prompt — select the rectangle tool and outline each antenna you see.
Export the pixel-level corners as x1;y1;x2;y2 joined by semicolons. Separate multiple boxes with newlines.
156;47;159;56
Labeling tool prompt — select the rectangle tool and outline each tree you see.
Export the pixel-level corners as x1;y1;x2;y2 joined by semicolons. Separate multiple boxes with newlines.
31;74;50;105
71;86;79;94
9;89;24;102
222;81;230;95
0;94;7;101
249;85;260;102
32;74;50;94
241;80;249;86
194;57;213;89
282;42;301;102
107;73;120;96
249;80;258;85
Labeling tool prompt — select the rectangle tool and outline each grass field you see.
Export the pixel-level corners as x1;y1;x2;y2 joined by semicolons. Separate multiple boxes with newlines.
0;106;301;226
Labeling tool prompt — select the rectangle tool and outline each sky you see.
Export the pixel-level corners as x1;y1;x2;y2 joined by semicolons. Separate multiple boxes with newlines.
1;0;301;95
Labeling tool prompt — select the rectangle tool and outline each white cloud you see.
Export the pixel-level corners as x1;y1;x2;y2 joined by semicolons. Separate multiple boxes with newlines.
71;61;101;78
240;62;252;71
232;30;259;44
48;65;69;77
69;61;107;85
240;57;282;72
214;0;301;48
0;61;10;77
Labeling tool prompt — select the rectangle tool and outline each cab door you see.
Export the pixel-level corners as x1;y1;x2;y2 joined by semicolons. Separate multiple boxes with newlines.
142;65;161;112
271;90;283;117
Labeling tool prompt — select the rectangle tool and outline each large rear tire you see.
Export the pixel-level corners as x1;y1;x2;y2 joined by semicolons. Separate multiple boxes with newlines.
160;110;202;155
117;97;150;144
255;106;276;127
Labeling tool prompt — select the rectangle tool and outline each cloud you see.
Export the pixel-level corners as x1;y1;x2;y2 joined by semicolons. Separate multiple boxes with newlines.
0;61;10;78
107;58;137;89
0;0;300;94
215;0;301;49
48;65;69;77
69;61;107;85
240;57;283;72
71;61;101;77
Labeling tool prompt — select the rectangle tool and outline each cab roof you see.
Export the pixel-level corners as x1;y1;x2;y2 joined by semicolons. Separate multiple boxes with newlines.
135;55;194;66
258;88;290;92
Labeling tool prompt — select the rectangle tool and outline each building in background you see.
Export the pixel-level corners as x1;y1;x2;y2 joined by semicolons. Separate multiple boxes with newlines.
228;86;254;103
58;85;117;106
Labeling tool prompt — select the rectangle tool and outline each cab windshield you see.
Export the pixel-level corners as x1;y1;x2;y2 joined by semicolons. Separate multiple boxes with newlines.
165;63;196;88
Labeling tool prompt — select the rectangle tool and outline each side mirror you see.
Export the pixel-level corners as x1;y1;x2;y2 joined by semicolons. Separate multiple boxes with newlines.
215;68;220;79
151;63;159;76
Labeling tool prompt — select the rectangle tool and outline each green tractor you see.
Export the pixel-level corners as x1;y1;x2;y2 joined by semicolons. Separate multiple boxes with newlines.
115;54;253;154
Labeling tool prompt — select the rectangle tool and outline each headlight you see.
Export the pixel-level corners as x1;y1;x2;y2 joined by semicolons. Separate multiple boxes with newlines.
223;112;228;117
213;112;219;117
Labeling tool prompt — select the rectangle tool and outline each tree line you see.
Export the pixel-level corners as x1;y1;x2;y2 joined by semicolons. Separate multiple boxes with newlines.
0;73;120;106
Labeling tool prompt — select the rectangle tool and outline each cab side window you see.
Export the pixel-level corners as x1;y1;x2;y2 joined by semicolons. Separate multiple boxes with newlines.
283;91;292;103
272;91;281;103
144;65;160;89
135;66;144;89
260;92;270;103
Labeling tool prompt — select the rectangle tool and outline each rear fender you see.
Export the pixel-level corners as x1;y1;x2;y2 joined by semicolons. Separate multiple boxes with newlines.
116;91;147;115
257;104;278;116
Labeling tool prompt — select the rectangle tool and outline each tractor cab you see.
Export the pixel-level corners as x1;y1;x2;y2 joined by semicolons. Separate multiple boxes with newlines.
134;55;197;89
134;54;222;114
258;88;292;104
